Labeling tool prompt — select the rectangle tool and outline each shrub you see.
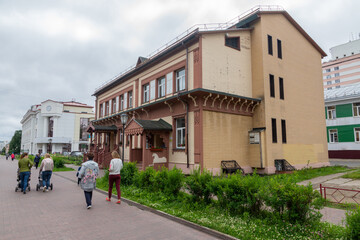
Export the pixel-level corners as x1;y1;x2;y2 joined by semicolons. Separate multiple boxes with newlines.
135;167;156;189
121;162;139;186
164;167;184;196
154;167;169;192
53;158;65;168
345;206;360;240
185;168;213;203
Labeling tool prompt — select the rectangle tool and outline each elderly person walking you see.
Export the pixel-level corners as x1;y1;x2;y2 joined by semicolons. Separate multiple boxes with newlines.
106;151;123;204
39;153;54;192
78;152;99;209
18;152;33;194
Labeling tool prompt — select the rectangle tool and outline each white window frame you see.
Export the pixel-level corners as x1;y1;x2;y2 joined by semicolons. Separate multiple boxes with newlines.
353;103;360;117
143;84;149;103
329;129;338;143
120;95;124;111
116;96;119;112
355;128;360;143
176;69;185;92
158;77;165;98
176;118;186;149
327;81;331;85
128;91;133;108
327;106;336;119
124;92;128;109
326;75;331;79
166;72;173;94
112;98;116;114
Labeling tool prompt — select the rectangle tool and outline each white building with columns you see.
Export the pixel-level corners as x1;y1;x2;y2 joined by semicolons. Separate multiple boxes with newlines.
20;100;94;154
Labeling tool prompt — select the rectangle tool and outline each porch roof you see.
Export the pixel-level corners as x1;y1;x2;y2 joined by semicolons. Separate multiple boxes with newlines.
125;119;172;135
86;123;117;133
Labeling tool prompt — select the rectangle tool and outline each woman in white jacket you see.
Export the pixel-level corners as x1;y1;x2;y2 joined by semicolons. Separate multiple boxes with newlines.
106;151;123;204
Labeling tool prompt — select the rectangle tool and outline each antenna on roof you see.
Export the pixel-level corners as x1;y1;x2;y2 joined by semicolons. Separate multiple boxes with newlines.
71;98;76;102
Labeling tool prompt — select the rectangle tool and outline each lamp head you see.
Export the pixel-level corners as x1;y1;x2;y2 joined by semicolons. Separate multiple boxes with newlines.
120;113;128;125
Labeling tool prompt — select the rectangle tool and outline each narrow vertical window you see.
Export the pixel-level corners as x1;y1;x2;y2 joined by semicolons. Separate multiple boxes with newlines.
120;95;124;110
279;77;284;100
128;91;133;108
150;80;156;100
267;35;273;55
270;74;275;98
176;118;186;148
353;103;360;116
329;129;338;143
158;77;165;98
277;39;282;59
327;106;336;119
143;84;149;103
176;68;185;92
354;128;360;142
281;119;287;143
272;118;277;143
112;98;116;113
105;102;109;116
166;72;173;94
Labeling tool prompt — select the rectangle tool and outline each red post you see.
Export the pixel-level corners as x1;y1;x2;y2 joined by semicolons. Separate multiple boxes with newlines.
320;184;323;197
324;187;327;201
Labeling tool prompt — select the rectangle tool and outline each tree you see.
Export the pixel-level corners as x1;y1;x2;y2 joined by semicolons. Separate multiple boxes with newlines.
1;147;5;155
9;130;22;154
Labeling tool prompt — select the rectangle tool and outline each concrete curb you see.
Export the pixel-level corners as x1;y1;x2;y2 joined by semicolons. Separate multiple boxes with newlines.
54;172;239;240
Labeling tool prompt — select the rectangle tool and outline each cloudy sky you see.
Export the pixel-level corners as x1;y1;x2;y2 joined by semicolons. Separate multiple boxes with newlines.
0;0;359;141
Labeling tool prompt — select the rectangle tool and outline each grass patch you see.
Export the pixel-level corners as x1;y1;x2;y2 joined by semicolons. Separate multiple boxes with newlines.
96;176;346;239
325;201;359;211
292;166;351;182
342;169;360;179
53;167;74;172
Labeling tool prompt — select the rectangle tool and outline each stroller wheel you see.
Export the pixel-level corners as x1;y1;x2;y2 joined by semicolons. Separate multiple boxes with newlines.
50;183;53;190
15;187;18;192
36;184;39;191
27;186;30;192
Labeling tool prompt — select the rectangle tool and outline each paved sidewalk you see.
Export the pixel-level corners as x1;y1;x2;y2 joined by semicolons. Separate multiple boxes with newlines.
0;156;224;240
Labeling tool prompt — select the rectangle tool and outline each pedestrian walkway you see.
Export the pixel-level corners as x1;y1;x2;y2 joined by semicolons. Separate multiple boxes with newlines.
298;170;359;226
0;156;225;240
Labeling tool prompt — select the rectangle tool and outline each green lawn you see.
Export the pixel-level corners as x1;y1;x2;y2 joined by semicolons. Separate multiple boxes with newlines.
342;169;360;179
53;167;74;172
286;166;352;182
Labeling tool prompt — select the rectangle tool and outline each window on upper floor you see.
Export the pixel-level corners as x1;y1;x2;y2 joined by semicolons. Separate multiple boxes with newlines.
128;91;133;108
335;79;340;83
269;74;275;98
105;101;109;116
225;36;240;50
329;129;338;143
281;119;287;143
279;77;284;100
355;128;360;142
327;106;336;119
166;72;173;95
176;117;186;149
334;66;339;71
327;81;332;85
143;83;150;103
334;73;340;77
326;75;331;79
176;68;185;92
112;98;116;114
158;76;166;98
277;39;282;59
336;86;340;89
271;118;277;143
353;103;360;117
327;87;332;90
325;68;331;72
120;95;124;110
267;35;273;55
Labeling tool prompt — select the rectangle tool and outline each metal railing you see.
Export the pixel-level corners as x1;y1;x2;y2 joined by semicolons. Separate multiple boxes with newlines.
95;5;284;93
320;184;360;205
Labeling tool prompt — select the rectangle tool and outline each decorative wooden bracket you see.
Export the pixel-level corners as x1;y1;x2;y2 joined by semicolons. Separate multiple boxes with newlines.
132;111;140;118
211;94;220;108
188;94;198;107
164;101;173;113
246;100;254;112
141;108;149;118
251;102;259;113
203;93;212;106
233;99;241;111
226;97;234;110
239;99;247;111
219;96;227;109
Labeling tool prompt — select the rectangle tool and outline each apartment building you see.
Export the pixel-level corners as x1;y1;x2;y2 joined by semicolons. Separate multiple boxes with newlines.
323;39;360;89
324;82;360;158
90;6;329;174
20;100;94;154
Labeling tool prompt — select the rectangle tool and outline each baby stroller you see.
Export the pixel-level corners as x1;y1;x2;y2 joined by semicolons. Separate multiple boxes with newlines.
36;170;53;191
15;168;31;192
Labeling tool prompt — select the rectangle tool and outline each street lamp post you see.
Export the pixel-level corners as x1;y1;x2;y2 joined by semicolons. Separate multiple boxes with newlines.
120;113;128;163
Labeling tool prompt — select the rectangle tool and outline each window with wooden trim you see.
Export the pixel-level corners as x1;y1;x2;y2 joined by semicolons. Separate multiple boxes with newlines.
267;35;273;55
355;128;360;142
150;80;155;100
112;98;116;114
158;76;165;98
143;83;149;103
128;91;133;108
99;104;103;117
176;68;185;92
279;77;284;100
270;74;275;98
277;39;282;59
271;118;277;143
176;117;186;149
166;72;173;94
225;36;240;50
281;119;287;143
353;103;360;116
327;106;336;119
120;95;124;111
105;101;109;116
329;129;338;143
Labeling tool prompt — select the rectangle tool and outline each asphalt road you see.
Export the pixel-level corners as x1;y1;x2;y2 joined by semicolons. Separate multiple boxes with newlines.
329;158;360;168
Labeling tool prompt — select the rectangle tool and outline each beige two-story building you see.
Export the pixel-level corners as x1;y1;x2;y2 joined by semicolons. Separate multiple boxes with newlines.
90;6;329;174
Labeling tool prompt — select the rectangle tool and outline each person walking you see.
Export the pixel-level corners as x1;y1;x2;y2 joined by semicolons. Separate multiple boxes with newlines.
11;153;15;161
18;152;33;194
6;153;9;160
106;151;123;204
78;152;99;209
34;154;41;169
39;153;54;192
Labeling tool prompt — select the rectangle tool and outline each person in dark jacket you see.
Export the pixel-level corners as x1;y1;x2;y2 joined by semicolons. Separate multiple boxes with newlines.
34;154;41;169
